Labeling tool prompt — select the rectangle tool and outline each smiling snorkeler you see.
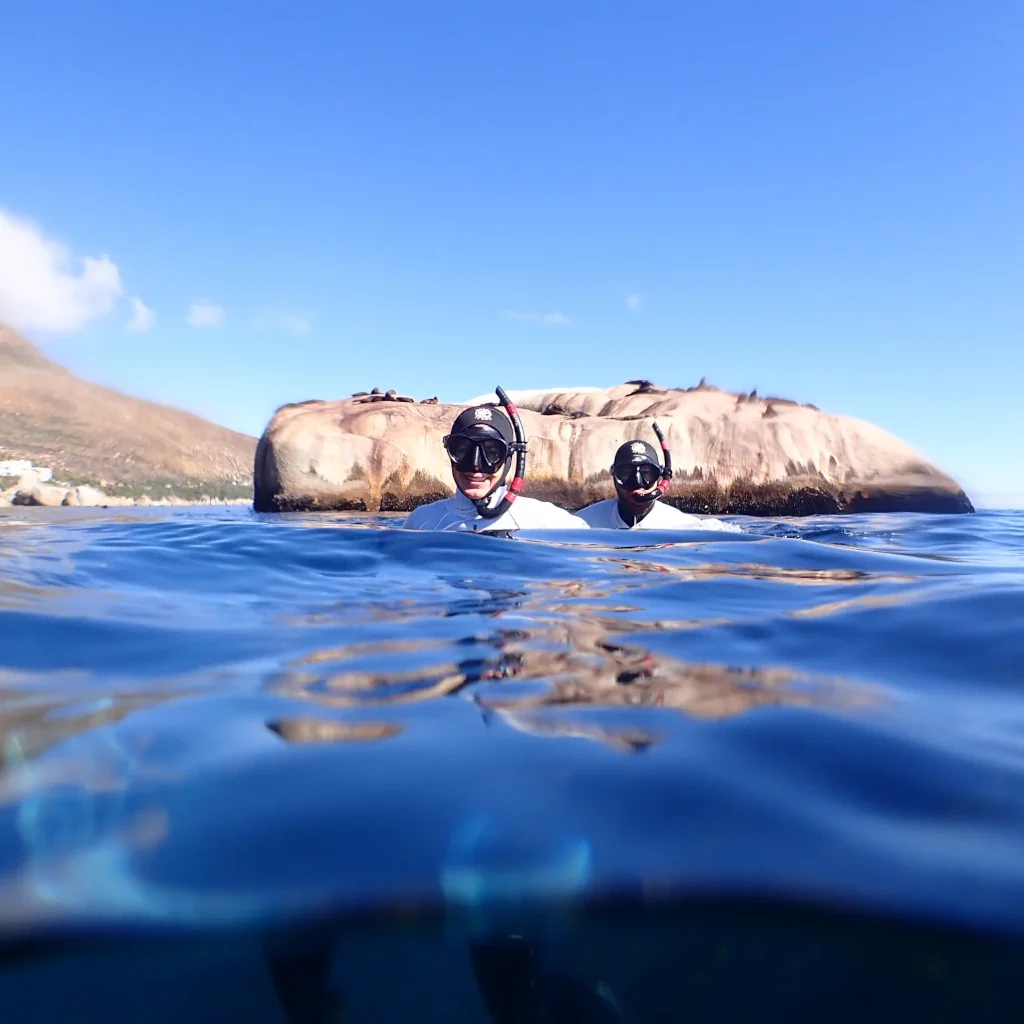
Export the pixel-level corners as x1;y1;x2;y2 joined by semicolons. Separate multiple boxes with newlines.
578;422;739;532
402;387;588;533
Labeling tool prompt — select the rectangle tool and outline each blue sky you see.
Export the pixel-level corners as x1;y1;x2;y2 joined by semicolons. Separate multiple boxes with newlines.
0;1;1020;506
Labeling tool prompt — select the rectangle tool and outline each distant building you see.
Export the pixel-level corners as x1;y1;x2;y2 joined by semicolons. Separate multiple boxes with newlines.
0;459;52;482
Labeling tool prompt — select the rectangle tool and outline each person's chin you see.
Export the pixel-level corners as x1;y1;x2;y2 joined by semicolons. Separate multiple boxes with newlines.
456;476;495;499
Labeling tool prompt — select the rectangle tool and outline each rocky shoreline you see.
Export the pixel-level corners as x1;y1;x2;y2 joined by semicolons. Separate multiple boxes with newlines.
0;473;251;510
266;478;972;517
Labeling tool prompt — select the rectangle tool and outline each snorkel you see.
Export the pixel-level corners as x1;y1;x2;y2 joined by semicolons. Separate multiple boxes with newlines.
651;421;673;497
471;385;528;520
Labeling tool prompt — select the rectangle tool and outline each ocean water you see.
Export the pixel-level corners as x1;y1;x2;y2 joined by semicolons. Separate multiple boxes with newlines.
0;506;1022;1022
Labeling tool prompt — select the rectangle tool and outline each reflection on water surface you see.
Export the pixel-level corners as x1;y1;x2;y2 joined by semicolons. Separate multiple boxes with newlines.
0;508;1023;1020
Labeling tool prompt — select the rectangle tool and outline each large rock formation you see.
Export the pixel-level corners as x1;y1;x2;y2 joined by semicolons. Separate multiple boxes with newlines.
11;483;67;507
62;485;110;507
253;381;973;516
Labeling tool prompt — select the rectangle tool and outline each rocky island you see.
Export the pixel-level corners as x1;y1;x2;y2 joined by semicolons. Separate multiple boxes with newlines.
254;380;973;516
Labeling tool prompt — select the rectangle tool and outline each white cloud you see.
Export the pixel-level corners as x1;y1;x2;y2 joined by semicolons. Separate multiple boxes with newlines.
625;292;644;311
186;301;226;327
502;309;572;327
126;296;156;333
0;208;124;332
253;312;310;335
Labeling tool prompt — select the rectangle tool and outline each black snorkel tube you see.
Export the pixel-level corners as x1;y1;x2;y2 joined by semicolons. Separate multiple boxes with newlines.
651;420;673;497
472;385;528;520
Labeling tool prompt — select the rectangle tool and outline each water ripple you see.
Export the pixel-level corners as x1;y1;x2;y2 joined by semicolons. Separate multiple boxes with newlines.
0;506;1022;956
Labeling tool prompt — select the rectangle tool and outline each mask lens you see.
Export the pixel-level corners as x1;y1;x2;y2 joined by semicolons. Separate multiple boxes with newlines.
478;438;508;468
445;433;509;472
614;462;661;489
446;436;475;465
637;464;661;488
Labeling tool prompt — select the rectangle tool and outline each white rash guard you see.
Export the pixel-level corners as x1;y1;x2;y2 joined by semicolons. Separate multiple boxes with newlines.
403;488;590;533
576;498;741;532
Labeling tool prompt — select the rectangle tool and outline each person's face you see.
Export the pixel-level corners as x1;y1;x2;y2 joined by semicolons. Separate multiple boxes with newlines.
453;463;504;499
613;461;661;508
446;427;509;499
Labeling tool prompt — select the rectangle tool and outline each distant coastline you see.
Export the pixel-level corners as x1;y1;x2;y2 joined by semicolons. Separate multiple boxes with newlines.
0;325;256;500
0;467;251;509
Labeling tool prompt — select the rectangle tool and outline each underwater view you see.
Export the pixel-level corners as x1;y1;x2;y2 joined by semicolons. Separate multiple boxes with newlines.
0;506;1022;1021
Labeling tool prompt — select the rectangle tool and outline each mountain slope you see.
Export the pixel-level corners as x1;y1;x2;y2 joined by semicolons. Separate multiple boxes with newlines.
0;325;256;487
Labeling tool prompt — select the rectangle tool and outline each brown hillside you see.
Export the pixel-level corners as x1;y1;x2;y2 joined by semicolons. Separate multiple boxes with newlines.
0;325;256;486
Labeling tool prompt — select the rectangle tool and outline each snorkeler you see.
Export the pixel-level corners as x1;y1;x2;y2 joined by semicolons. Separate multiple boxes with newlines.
403;387;588;532
578;424;738;532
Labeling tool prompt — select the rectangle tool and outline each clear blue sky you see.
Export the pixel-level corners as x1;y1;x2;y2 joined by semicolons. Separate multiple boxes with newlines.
1;1;1020;506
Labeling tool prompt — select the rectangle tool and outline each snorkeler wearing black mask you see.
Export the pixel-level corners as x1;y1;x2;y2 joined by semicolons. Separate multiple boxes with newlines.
403;391;588;532
610;436;669;528
579;424;739;532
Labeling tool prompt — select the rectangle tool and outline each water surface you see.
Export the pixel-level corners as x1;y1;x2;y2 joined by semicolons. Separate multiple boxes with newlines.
0;506;1022;1021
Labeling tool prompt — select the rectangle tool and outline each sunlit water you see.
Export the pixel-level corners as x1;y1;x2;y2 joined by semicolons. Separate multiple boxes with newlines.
0;506;1022;1021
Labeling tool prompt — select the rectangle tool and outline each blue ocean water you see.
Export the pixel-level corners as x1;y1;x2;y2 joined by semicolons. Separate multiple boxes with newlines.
0;506;1022;1021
